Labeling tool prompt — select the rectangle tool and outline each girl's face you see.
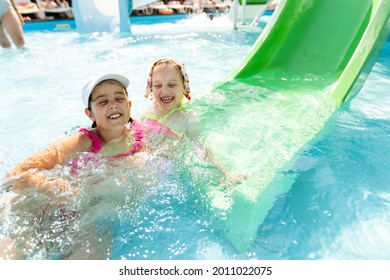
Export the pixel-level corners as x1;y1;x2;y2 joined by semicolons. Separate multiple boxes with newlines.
86;80;131;131
151;64;185;111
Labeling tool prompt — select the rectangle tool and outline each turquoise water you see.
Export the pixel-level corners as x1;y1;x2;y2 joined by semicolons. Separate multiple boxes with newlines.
0;13;389;260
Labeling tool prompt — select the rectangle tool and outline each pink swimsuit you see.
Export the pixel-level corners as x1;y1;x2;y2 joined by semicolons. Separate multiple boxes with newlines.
143;118;183;139
68;120;144;173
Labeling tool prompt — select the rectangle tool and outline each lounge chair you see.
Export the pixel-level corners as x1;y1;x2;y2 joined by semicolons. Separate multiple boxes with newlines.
200;0;216;12
35;0;73;19
148;1;174;15
183;0;202;13
15;0;45;19
133;5;154;16
167;1;186;14
213;0;230;12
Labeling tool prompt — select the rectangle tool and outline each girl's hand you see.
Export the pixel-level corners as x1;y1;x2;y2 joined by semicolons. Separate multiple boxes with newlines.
3;170;74;193
225;171;248;185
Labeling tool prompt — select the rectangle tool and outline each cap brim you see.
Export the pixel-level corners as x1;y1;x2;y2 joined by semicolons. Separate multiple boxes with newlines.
82;73;130;108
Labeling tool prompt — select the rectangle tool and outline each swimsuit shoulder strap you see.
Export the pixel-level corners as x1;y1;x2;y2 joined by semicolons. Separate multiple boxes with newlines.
129;120;144;154
144;118;180;137
110;121;145;158
79;128;103;153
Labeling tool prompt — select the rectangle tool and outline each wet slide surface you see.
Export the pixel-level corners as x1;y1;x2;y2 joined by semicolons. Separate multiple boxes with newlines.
197;0;390;251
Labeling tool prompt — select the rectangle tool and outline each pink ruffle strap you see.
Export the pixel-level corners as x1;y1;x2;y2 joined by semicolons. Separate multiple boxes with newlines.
79;128;103;153
130;120;144;154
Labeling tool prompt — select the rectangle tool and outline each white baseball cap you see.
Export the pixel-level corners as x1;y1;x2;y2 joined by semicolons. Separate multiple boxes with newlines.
82;73;130;108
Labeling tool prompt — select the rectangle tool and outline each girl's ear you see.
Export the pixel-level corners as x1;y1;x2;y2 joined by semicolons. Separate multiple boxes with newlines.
85;108;95;122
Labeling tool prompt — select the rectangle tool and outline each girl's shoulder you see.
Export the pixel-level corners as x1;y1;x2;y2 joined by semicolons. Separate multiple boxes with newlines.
173;110;201;140
179;110;200;127
77;128;102;153
171;108;198;121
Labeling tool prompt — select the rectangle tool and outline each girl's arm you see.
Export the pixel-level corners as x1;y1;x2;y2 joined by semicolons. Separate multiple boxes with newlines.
200;144;246;184
5;133;91;190
187;116;246;184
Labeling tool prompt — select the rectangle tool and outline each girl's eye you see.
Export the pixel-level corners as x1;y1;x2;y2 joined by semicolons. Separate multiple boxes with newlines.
98;100;108;105
116;98;126;102
169;84;177;87
153;84;162;89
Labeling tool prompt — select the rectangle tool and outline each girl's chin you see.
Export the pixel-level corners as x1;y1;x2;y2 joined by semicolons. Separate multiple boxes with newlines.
106;119;128;127
155;104;171;111
160;103;180;110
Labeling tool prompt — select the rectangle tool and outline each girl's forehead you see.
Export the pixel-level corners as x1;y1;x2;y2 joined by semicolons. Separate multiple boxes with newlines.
92;82;126;95
153;64;178;74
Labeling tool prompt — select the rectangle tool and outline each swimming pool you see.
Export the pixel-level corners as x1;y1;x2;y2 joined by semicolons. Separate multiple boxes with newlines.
0;12;389;260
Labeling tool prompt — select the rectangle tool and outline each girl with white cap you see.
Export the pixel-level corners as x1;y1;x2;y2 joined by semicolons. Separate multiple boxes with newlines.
5;73;145;191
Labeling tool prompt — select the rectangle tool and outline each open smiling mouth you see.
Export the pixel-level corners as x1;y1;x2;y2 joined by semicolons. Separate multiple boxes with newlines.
108;113;122;120
161;97;174;103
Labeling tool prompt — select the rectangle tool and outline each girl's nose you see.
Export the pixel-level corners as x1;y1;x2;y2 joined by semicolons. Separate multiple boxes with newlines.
161;84;168;92
109;101;118;109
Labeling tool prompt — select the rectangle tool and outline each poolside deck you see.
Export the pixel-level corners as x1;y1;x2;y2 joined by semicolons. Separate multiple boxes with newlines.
22;10;236;32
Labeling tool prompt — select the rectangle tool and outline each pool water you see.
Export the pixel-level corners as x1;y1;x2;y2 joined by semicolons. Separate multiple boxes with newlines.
252;39;390;259
0;13;389;260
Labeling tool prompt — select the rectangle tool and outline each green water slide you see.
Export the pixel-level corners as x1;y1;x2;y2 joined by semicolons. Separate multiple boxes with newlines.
238;0;270;4
198;0;390;252
231;0;390;104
